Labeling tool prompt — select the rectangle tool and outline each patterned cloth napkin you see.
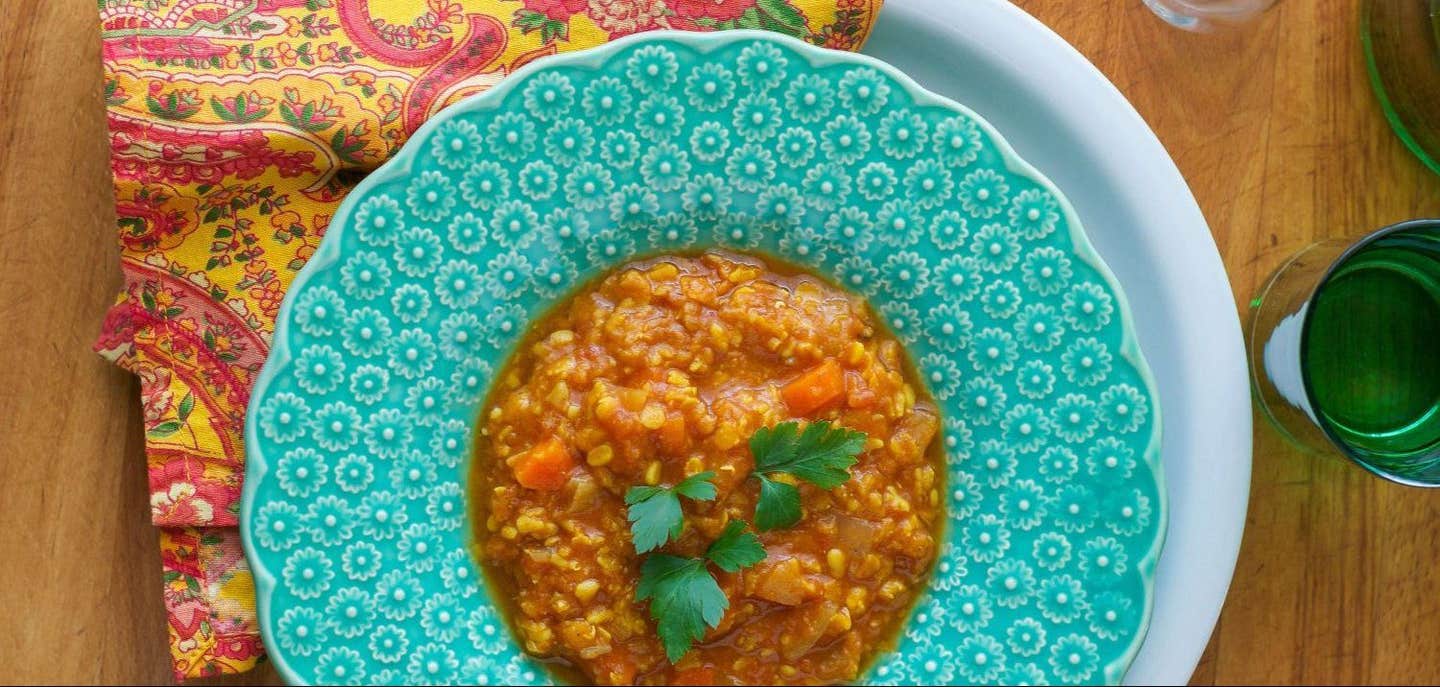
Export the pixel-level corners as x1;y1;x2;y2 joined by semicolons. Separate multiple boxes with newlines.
94;0;882;680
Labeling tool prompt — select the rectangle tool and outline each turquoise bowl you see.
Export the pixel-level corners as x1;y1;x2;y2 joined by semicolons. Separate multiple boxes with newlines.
242;30;1164;686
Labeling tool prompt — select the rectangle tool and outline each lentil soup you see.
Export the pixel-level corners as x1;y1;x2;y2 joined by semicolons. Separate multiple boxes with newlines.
472;251;944;685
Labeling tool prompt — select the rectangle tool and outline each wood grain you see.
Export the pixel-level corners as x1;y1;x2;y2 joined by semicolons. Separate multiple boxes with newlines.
1;0;1437;683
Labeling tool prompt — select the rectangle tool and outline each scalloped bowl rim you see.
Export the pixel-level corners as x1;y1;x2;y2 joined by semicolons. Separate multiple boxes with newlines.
241;28;1166;686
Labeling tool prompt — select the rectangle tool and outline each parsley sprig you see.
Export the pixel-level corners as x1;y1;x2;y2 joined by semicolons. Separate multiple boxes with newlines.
634;520;765;662
626;420;867;662
749;421;867;530
625;471;717;554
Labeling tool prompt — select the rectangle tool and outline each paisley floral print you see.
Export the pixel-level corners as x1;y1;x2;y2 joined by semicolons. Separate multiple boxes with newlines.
95;2;880;680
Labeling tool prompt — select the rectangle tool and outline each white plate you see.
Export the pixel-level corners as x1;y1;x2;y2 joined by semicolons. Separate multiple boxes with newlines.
864;2;1252;684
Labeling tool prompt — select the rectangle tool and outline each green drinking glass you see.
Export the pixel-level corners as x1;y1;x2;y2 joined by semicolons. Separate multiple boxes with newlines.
1364;0;1440;175
1250;219;1440;486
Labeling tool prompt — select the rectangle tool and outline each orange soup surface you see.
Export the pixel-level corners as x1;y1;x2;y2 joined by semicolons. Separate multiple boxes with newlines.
472;251;944;685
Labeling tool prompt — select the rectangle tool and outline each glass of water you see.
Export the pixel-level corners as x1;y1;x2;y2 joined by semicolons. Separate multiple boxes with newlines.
1250;219;1440;486
1144;0;1277;30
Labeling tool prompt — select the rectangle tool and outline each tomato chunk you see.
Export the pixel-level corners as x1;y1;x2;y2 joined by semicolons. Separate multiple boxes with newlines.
509;437;576;490
781;358;846;415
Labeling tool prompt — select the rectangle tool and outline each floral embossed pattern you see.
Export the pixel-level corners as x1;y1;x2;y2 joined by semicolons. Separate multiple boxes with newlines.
243;31;1163;686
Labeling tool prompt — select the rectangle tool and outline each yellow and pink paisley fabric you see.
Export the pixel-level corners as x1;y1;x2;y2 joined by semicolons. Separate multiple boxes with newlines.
94;0;882;679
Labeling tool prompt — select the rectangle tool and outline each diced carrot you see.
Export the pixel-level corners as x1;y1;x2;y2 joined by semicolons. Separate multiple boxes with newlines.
658;413;687;453
671;666;718;685
781;358;846;415
509;437;576;491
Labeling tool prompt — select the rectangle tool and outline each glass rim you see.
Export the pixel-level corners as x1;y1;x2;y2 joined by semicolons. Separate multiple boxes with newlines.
1360;0;1440;178
1296;217;1440;487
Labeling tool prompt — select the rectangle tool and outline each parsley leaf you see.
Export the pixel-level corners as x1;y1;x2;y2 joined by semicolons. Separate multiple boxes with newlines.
625;471;716;554
753;474;802;531
673;471;719;501
749;421;866;530
705;520;767;572
635;554;726;663
751;420;867;488
635;519;766;662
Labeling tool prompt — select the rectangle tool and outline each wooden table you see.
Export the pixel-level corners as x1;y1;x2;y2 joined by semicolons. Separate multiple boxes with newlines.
2;0;1437;683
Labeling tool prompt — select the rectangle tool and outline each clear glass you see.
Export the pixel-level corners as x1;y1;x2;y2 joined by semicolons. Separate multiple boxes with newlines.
1249;219;1440;487
1144;0;1276;30
1363;0;1440;176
